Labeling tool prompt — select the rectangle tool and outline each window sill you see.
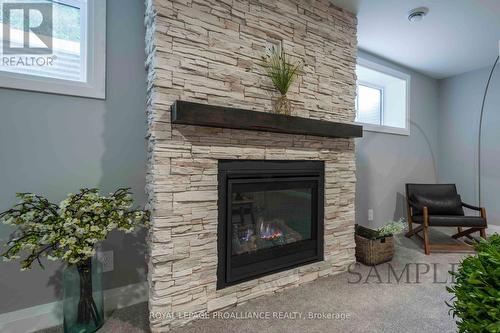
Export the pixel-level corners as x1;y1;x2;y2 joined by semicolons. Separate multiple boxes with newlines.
0;71;105;99
356;123;410;136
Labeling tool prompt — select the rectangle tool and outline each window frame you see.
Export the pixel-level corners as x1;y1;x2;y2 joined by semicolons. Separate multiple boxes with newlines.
356;57;411;136
0;0;106;99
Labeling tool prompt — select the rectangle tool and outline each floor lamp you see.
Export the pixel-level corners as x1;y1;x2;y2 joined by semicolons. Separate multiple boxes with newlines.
478;41;500;206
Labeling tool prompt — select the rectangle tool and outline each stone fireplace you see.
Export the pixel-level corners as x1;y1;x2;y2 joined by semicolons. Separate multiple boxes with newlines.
145;0;358;331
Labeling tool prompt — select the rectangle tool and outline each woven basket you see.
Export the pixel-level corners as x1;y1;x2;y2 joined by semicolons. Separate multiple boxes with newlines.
355;225;394;266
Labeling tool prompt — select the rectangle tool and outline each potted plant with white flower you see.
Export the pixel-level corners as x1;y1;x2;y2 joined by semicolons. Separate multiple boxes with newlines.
0;188;149;333
355;219;406;265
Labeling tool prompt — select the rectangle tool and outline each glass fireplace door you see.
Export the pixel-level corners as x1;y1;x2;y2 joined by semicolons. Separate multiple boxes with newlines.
229;179;315;256
225;177;322;284
217;160;324;289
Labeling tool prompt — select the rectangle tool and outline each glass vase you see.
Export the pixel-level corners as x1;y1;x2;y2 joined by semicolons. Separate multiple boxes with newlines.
274;94;292;115
63;257;104;333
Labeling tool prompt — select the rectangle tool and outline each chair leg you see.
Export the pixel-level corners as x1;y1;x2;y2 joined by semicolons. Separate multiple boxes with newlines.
423;225;430;255
452;227;481;239
480;228;487;239
480;208;488;239
423;207;430;255
406;225;423;237
406;218;414;238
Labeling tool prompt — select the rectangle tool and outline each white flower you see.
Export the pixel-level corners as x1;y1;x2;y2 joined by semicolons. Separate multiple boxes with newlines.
59;199;70;209
77;247;96;257
22;243;36;250
107;223;117;231
22;211;36;221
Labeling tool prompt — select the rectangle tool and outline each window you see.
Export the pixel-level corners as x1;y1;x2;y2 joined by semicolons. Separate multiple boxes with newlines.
0;0;106;98
355;58;410;135
356;84;382;125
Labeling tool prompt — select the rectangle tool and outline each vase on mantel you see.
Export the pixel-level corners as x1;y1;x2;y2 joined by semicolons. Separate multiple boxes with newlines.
274;94;292;115
63;258;104;333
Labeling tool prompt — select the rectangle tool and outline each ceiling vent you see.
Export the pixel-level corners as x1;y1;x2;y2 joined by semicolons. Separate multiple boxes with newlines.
408;7;429;23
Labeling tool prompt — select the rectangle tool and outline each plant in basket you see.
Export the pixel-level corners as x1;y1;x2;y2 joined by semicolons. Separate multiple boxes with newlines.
355;219;406;266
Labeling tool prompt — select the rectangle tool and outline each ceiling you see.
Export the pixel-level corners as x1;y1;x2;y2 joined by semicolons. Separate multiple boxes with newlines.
330;0;500;79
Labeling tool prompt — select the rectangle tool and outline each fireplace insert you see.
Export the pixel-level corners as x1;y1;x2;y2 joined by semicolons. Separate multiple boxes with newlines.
217;160;324;289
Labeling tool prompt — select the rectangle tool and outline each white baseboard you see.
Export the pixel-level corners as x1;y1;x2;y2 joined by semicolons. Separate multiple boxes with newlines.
0;281;148;333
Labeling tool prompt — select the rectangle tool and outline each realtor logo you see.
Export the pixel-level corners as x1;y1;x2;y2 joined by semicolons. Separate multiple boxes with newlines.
2;2;53;54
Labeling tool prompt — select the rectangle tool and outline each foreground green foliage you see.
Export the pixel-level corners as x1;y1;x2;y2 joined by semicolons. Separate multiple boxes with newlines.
1;188;149;269
447;234;500;333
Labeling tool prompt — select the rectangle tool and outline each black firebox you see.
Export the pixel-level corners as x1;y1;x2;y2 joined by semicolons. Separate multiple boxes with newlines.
217;160;324;289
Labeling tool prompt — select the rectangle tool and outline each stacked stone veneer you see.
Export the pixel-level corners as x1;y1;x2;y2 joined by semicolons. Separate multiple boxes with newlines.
145;0;357;331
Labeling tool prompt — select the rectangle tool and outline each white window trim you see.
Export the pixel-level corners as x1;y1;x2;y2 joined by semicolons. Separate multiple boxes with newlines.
356;57;411;136
0;0;106;99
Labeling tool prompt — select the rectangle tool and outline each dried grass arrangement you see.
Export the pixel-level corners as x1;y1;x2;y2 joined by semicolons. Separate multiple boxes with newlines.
262;49;303;115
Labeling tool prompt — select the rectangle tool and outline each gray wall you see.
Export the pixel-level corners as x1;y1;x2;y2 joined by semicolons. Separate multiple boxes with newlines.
438;64;500;226
356;50;440;228
0;0;148;314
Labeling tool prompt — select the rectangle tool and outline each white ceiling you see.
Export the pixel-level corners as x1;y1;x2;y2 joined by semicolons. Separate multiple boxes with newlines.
330;0;500;79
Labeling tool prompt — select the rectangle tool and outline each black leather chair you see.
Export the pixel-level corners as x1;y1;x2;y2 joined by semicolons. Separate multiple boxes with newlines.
405;184;488;254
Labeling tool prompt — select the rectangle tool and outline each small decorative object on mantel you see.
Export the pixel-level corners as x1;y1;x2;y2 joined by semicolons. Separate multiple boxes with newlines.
262;48;303;116
0;188;149;333
355;219;406;266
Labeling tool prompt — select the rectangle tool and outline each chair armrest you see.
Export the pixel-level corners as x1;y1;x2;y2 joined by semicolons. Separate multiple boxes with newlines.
407;200;428;219
462;202;481;211
407;199;423;210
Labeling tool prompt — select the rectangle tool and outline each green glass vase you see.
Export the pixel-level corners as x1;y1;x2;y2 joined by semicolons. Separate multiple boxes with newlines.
63;257;104;333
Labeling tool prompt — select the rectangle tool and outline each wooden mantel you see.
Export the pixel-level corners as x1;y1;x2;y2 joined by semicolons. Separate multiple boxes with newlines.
171;101;363;139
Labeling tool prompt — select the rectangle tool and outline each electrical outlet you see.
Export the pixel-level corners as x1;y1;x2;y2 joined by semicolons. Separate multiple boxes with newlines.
368;209;374;221
97;250;114;273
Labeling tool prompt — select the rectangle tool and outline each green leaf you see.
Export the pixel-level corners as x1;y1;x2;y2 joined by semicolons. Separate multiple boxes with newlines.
446;234;500;332
263;49;302;96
